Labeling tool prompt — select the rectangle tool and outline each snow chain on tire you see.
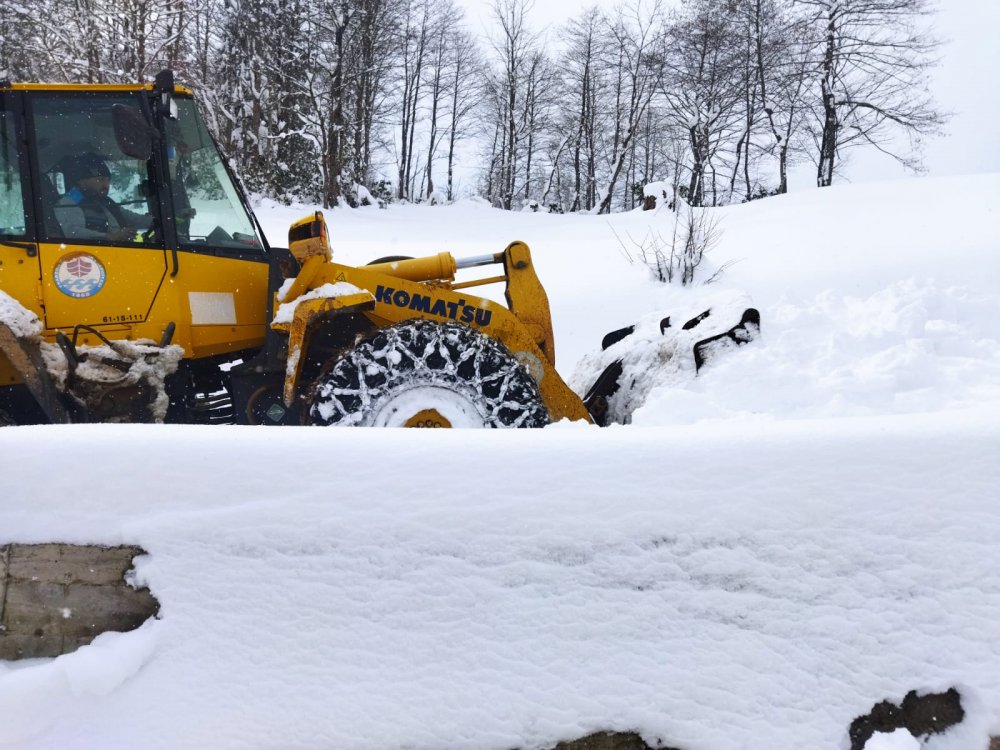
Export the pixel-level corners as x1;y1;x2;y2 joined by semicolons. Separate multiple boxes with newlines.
309;319;550;428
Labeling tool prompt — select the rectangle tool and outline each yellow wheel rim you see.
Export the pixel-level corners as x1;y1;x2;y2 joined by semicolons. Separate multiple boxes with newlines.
403;409;452;428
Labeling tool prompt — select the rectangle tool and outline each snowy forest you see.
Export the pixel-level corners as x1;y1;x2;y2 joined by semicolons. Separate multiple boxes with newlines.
0;0;944;212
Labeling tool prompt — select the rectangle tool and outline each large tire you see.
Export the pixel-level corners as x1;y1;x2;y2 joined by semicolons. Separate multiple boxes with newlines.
309;320;549;428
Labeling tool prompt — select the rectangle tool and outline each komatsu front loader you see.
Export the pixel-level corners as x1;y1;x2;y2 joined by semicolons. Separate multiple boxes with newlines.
0;70;759;429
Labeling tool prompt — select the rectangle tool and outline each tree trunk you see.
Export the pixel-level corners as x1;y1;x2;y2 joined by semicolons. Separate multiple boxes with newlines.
688;124;705;207
446;59;461;201
817;7;838;187
425;64;441;199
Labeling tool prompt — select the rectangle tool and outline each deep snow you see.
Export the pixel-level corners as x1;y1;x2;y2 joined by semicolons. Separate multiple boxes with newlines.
1;174;998;749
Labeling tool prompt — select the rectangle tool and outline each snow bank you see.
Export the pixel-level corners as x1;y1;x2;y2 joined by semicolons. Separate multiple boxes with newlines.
0;625;157;746
635;278;1000;425
1;411;998;750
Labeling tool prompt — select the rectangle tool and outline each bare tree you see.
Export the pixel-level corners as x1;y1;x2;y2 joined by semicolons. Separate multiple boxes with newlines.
743;0;812;195
484;0;539;209
593;0;666;214
215;0;320;201
419;0;463;200
795;0;945;187
659;0;744;207
715;0;812;201
520;49;557;202
727;0;763;201
559;7;608;211
181;0;226;90
396;0;431;200
351;0;400;190
444;28;483;201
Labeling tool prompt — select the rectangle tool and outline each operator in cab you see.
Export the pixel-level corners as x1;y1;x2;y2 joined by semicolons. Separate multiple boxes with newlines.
54;152;152;242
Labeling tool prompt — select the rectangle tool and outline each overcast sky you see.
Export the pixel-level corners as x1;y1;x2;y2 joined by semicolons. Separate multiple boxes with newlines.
453;0;1000;186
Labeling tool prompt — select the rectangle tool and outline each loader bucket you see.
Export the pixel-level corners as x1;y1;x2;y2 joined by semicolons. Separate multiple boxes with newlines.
693;308;760;371
577;304;760;426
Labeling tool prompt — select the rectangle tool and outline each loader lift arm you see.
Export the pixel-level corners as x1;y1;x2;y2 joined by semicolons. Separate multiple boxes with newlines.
366;241;557;366
268;213;591;426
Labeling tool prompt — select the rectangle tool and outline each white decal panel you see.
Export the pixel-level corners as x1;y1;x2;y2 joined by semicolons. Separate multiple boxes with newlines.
188;292;237;325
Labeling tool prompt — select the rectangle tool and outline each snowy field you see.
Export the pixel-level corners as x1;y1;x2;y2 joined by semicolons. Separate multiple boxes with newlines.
1;174;999;749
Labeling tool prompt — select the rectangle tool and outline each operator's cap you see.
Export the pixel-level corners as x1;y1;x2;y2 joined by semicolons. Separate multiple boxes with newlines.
61;152;111;185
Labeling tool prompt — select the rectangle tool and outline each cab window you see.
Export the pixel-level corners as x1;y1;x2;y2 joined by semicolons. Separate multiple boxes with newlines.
30;93;160;246
0;110;27;238
167;99;262;251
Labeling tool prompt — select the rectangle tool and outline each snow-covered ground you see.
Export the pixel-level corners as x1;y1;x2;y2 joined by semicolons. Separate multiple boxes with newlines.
1;174;998;750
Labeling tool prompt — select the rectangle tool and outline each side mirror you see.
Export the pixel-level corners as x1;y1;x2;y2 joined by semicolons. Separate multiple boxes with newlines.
154;69;178;120
112;104;157;160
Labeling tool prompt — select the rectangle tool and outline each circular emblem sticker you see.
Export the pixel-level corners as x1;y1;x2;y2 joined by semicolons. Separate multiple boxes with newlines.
54;253;107;298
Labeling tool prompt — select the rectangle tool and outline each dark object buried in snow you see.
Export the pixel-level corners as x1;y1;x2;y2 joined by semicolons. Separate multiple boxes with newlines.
849;688;965;750
581;305;761;426
546;731;679;750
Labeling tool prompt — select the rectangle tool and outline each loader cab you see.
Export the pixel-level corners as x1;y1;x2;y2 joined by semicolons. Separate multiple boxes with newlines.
0;79;273;365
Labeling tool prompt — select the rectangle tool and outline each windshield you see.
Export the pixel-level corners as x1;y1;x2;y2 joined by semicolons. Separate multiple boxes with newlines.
0;109;26;237
167;99;262;251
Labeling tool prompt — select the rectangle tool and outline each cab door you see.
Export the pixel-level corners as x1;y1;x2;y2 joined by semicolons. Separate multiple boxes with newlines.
163;96;271;358
0;94;38;312
27;91;168;333
0;93;42;389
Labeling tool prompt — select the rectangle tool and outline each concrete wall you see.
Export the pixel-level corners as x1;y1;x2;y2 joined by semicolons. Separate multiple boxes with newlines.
0;543;159;660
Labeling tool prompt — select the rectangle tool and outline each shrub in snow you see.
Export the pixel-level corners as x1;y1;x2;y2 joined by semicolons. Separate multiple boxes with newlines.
742;184;781;203
365;179;394;207
353;183;382;208
614;202;723;286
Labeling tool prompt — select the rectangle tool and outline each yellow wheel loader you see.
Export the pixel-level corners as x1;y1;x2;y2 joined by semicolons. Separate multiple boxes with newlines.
0;71;759;429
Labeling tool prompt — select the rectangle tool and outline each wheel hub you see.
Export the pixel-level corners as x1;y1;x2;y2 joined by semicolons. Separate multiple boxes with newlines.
370;384;488;428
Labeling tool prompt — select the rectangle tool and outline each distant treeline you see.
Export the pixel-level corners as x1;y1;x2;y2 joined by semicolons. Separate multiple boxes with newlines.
0;0;944;211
